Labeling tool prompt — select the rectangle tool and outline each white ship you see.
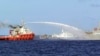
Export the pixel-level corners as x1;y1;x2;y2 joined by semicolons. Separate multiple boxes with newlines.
86;23;100;40
37;29;75;40
51;29;75;39
92;25;100;35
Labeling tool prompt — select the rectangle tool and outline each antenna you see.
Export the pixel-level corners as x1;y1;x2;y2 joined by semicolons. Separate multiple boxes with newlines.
21;19;25;27
96;21;100;30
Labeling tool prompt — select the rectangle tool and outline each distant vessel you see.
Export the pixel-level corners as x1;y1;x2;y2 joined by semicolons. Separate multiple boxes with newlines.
51;29;74;39
0;21;35;40
92;25;100;35
38;29;75;40
86;23;100;40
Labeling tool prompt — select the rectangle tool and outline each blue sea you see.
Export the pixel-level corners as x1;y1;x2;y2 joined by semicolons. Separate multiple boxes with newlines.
0;39;100;56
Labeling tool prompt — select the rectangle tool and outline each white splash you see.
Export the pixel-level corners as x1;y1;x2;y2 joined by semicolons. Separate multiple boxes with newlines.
26;22;88;40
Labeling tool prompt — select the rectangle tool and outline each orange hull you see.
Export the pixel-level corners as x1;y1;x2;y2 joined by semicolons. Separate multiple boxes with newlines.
0;33;35;40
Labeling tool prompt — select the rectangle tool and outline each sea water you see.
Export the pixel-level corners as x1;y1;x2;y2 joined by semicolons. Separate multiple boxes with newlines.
0;38;100;56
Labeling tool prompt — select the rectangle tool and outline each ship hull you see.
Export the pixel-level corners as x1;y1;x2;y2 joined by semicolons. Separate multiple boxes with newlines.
0;33;35;40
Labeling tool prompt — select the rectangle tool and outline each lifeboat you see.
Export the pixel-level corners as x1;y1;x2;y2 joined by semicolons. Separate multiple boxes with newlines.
0;21;35;40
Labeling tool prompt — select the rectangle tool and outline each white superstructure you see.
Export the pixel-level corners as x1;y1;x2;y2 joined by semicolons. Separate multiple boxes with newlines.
51;29;74;39
92;25;100;35
9;25;32;36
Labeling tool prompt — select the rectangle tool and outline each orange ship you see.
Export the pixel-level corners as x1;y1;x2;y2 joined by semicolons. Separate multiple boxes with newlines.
0;22;35;40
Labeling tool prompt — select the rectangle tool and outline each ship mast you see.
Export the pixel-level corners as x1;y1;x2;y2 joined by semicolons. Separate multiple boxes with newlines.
21;19;25;28
98;22;100;29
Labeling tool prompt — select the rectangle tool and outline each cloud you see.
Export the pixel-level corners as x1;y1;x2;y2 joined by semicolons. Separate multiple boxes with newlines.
91;4;100;7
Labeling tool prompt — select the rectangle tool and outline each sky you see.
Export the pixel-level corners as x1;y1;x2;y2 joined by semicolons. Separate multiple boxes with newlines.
0;0;100;35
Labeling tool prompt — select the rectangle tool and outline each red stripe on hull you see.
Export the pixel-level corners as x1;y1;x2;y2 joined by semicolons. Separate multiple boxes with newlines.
0;33;35;40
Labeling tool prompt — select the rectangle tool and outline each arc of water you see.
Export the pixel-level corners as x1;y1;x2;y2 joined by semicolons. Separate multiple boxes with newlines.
26;22;88;39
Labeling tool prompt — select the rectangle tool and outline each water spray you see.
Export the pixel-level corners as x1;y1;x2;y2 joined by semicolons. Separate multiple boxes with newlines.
26;22;89;39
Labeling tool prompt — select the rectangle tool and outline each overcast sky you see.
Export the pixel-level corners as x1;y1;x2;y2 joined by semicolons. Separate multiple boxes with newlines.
0;0;100;34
